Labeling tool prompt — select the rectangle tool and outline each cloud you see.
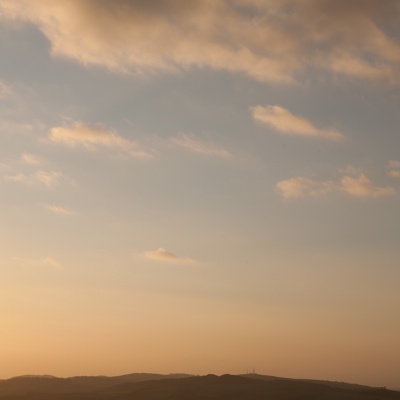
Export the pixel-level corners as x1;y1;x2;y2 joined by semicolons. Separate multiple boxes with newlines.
170;134;232;158
46;205;77;216
5;172;27;183
49;122;151;158
1;0;400;84
389;171;400;178
277;172;396;200
143;247;195;263
388;160;400;178
2;154;71;189
251;105;344;141
21;153;41;165
276;177;335;199
4;169;64;188
34;170;62;188
340;174;396;197
12;256;63;269
0;80;13;99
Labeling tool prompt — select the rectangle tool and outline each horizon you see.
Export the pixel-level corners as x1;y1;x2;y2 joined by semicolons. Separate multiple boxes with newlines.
1;0;399;391
1;371;396;389
1;370;398;391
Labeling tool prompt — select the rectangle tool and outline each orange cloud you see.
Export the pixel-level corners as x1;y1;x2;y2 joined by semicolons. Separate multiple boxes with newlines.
143;248;195;263
276;177;335;199
277;172;396;200
388;160;400;178
12;256;63;269
21;153;41;165
49;122;151;158
46;205;77;216
251;105;344;141
340;174;396;197
170;134;232;158
1;1;400;84
34;170;62;188
0;80;13;99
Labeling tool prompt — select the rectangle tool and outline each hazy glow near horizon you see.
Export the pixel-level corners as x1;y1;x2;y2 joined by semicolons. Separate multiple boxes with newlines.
0;0;400;389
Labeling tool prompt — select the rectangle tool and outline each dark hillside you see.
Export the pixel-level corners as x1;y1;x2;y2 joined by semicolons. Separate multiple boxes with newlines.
0;374;398;400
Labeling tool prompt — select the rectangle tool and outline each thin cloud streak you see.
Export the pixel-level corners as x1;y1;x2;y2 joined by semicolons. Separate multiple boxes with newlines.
49;122;151;158
388;160;400;178
0;80;13;99
170;134;232;158
277;172;396;200
143;247;195;263
46;205;77;216
276;177;335;199
21;153;41;165
251;105;344;141
34;170;62;188
12;256;63;269
3;169;65;189
4;173;27;183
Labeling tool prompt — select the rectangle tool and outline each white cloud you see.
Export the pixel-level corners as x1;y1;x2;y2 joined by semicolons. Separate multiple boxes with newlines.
49;122;151;158
251;105;344;141
1;1;400;84
277;172;396;200
46;205;76;216
170;134;232;158
143;247;195;263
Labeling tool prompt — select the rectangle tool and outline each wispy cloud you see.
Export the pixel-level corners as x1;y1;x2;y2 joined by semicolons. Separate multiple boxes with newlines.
5;172;27;183
276;177;335;200
4;169;64;189
0;80;13;99
34;170;62;188
388;160;400;178
49;122;151;158
46;205;77;216
340;174;396;197
21;152;41;165
170;134;232;158
251;105;344;141
277;171;396;200
2;154;70;190
1;1;400;84
143;248;195;263
12;256;63;270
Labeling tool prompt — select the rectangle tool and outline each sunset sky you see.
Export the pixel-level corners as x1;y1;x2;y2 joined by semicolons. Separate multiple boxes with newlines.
1;0;400;389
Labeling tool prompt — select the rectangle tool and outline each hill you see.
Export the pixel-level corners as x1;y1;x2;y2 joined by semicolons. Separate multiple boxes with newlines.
0;373;398;400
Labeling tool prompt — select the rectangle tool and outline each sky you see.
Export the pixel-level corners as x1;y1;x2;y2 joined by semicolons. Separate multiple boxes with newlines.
0;0;400;389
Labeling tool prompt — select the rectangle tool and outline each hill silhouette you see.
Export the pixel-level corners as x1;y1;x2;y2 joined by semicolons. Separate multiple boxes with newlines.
0;373;398;400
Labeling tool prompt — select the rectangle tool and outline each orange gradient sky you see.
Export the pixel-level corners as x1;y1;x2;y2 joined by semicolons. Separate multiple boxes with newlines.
0;0;400;389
